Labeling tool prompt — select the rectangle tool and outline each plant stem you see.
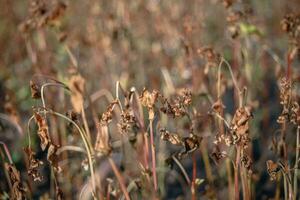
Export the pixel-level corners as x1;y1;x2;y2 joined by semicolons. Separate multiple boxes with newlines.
172;155;191;184
191;152;197;200
108;157;130;200
226;158;234;200
44;110;98;198
149;119;158;192
0;142;13;164
235;147;241;200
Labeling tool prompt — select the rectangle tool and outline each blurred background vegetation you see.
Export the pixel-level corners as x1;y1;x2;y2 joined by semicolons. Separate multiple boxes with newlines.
1;0;300;199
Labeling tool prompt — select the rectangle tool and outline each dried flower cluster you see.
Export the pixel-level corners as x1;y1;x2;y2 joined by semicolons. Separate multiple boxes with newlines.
281;13;300;46
159;89;192;118
19;0;67;33
277;77;300;126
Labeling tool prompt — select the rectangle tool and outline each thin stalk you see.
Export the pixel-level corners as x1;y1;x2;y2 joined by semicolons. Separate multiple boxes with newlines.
226;158;234;200
41;82;69;109
41;109;98;197
234;147;241;200
218;58;242;103
172;155;191;184
294;127;300;200
81;106;92;146
275;175;281;200
108;157;130;200
284;173;288;200
200;141;213;184
0;142;13;164
56;146;86;155
149;119;158;191
191;153;197;200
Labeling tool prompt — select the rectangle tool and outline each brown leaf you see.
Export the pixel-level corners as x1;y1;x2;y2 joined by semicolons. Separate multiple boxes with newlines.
95;123;112;156
160;128;182;146
47;144;62;173
56;186;64;200
30;80;41;99
212;99;225;114
266;160;280;181
34;112;51;151
139;89;159;109
69;74;85;113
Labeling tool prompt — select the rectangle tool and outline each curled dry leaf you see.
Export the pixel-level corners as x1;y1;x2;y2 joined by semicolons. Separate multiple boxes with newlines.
47;144;62;173
30;80;41;99
241;154;253;174
160;128;202;159
212;99;225;115
69;74;85;113
266;160;280;181
24;147;43;182
181;134;202;155
160;128;182;146
5;163;26;200
230;106;252;148
140;89;159;120
56;186;64;200
34;112;51;151
95;123;112;156
211;147;227;164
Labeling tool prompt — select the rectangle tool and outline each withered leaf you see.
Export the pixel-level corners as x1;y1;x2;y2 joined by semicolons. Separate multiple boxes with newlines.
69;74;85;113
56;186;64;200
266;160;280;181
212;99;225;115
47;144;62;173
160;128;182;146
34;112;51;151
5;163;26;200
24;147;43;182
30;80;41;99
139;89;159;109
95;123;112;156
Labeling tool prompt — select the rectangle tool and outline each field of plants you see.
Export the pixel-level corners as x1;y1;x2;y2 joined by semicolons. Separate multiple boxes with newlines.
0;0;300;199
